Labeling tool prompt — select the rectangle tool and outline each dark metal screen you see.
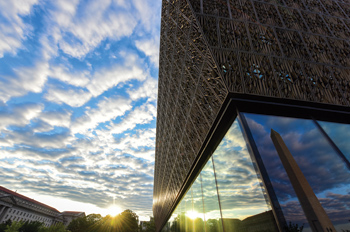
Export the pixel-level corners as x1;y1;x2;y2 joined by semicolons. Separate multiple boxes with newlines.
154;0;350;229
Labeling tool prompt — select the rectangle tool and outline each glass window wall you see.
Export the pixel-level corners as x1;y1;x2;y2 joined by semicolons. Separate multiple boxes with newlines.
244;113;350;232
212;120;277;232
160;114;350;232
192;176;205;232
161;118;277;232
201;160;223;232
317;120;350;162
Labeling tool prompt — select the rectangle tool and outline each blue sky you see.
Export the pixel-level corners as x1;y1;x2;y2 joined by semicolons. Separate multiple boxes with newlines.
0;0;161;220
244;113;350;230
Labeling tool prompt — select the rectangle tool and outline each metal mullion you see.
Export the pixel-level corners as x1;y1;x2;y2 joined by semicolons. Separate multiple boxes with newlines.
211;156;225;232
237;110;286;232
313;119;350;170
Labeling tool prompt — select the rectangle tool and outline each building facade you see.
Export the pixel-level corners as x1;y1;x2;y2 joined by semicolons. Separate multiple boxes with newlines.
154;0;350;231
61;211;86;227
0;186;84;227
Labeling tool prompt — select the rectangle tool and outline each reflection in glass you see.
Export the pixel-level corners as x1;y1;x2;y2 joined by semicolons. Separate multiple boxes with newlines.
212;120;278;232
201;159;223;232
244;113;350;232
184;189;193;232
180;195;185;232
318;120;350;163
161;117;280;232
172;200;181;232
192;177;205;232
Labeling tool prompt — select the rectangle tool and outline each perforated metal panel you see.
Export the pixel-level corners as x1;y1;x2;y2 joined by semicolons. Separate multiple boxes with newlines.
154;0;350;230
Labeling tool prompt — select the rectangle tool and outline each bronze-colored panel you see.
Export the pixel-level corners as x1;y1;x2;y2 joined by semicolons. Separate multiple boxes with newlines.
154;0;350;230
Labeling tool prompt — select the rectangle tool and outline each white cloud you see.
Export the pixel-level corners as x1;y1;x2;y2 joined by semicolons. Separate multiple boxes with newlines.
71;96;132;134
5;129;71;149
40;110;72;128
49;0;137;58
0;103;43;131
127;77;158;101
135;38;160;66
110;102;156;135
132;0;161;33
116;129;155;149
45;87;92;108
49;0;79;28
0;0;39;57
0;0;159;219
32;120;54;133
87;55;148;97
114;129;156;161
0;62;49;103
49;66;90;87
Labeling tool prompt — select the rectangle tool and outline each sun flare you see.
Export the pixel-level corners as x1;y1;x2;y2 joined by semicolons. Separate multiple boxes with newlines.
186;210;202;220
104;205;123;217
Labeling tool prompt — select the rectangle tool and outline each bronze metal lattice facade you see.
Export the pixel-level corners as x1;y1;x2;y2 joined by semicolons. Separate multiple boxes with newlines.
154;0;350;230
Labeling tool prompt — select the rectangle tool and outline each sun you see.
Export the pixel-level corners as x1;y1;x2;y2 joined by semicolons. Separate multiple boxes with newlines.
186;210;201;220
104;205;123;217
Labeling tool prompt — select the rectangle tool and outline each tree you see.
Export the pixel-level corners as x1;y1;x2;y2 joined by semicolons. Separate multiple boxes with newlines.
0;220;69;232
118;210;138;232
67;210;139;232
285;222;304;232
0;220;12;232
143;219;155;232
38;223;68;232
66;217;86;232
19;221;42;232
5;221;23;232
66;214;103;232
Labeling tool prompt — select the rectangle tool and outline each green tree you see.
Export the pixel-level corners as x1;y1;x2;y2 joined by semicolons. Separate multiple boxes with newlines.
95;210;138;232
67;210;139;232
143;219;155;232
38;223;68;232
66;214;103;232
0;220;12;232
118;210;138;232
5;221;23;232
67;216;90;232
19;221;42;232
193;218;204;232
206;219;221;232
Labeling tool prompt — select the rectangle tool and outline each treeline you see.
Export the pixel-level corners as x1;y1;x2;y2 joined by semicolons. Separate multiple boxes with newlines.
0;209;152;232
67;210;139;232
0;220;68;232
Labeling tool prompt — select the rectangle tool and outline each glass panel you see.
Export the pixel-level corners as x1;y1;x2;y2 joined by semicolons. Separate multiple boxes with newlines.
179;199;185;232
200;160;223;232
171;205;180;232
212;120;278;232
192;176;205;232
318;120;350;162
169;205;178;232
244;113;350;232
184;188;193;232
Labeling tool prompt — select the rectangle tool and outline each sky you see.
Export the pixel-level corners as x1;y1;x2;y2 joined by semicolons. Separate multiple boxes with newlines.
0;0;161;220
244;113;350;231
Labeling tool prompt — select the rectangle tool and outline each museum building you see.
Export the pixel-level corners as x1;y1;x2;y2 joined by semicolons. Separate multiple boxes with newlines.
153;0;350;231
0;186;85;227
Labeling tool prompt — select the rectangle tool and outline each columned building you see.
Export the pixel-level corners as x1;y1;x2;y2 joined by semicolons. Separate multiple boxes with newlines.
61;211;86;226
0;186;84;227
154;0;350;231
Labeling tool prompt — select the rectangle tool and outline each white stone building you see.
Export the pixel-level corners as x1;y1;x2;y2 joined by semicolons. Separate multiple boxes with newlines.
61;211;85;226
0;186;84;227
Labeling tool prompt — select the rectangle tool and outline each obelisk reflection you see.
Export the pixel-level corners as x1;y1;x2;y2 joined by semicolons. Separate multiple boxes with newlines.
270;129;335;232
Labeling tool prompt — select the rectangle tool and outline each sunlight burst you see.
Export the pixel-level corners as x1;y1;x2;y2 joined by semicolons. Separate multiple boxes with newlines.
104;205;123;217
186;210;202;220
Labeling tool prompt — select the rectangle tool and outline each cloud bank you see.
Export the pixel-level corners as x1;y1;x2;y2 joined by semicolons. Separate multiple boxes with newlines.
0;0;161;219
